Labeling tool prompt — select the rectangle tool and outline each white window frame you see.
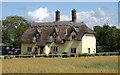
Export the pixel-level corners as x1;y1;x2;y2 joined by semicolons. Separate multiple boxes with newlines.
27;47;32;52
70;48;76;53
71;35;76;40
51;46;58;54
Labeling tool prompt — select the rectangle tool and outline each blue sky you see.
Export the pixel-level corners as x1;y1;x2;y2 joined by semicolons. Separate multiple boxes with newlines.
2;2;118;28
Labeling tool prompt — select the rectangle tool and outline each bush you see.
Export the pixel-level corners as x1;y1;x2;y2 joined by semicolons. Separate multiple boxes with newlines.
32;52;38;55
48;52;53;57
70;54;75;57
53;55;60;57
97;46;105;53
81;53;88;56
118;50;120;55
23;52;31;55
103;53;107;56
62;52;68;58
43;55;47;57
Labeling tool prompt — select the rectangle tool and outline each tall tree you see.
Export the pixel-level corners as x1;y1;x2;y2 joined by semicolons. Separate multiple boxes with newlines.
94;25;120;52
2;16;29;48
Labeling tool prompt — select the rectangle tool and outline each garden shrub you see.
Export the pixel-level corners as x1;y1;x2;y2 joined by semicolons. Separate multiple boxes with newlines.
23;52;31;55
62;52;68;58
97;46;104;53
70;54;75;57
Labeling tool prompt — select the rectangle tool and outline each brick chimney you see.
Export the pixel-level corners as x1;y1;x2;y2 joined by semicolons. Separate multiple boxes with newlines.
72;9;76;22
56;10;60;22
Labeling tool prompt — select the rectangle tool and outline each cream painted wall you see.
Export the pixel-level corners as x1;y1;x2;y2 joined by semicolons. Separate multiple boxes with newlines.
81;34;96;54
21;43;37;54
46;40;82;55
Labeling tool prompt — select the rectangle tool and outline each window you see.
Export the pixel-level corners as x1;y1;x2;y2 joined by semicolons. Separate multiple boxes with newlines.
88;48;90;53
27;47;32;52
50;32;57;41
52;33;56;41
71;35;76;40
51;46;58;54
34;48;38;53
71;48;76;53
36;33;40;42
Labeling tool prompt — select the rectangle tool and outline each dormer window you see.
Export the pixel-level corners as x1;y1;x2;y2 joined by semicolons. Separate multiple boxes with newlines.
52;33;56;41
71;35;76;40
36;33;40;42
33;36;36;43
50;32;57;41
33;33;40;42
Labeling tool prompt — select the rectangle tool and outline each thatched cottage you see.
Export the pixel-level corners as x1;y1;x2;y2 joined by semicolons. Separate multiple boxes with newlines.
21;9;96;55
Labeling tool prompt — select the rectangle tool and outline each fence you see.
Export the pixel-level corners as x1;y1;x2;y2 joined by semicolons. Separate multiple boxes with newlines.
0;52;119;59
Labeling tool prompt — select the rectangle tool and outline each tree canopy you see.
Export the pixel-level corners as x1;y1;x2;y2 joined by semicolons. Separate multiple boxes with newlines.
94;25;120;52
2;16;29;48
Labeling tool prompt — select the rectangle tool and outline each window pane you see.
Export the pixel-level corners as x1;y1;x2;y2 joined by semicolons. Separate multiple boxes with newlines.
72;35;76;40
51;46;58;53
27;47;32;52
71;48;76;53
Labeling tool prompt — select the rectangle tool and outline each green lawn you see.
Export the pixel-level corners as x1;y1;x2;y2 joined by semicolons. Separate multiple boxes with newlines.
2;56;119;73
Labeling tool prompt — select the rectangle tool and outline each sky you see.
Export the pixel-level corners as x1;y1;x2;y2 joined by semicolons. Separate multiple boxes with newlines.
1;2;119;28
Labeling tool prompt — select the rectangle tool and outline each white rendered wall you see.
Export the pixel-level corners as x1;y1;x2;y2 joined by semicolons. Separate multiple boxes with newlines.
82;34;96;54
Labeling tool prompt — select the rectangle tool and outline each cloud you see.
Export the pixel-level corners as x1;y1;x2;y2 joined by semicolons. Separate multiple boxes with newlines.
0;0;4;2
27;7;116;28
28;8;50;22
76;8;115;28
27;8;70;22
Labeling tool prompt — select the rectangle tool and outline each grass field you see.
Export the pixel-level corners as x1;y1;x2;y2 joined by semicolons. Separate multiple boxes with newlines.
2;56;119;73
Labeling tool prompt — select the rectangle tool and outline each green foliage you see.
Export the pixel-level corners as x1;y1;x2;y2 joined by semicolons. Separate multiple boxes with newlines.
23;52;32;55
96;46;104;53
94;25;120;52
70;54;75;57
62;52;68;58
2;16;29;48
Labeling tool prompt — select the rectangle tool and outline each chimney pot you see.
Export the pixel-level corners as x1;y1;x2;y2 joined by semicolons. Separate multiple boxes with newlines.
56;10;60;22
72;9;76;22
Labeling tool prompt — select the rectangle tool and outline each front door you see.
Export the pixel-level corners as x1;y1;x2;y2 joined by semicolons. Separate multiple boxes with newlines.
40;46;44;54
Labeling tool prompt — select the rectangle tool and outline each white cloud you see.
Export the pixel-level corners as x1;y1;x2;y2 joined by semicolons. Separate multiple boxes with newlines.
28;8;50;22
27;7;116;28
0;0;5;2
77;8;115;28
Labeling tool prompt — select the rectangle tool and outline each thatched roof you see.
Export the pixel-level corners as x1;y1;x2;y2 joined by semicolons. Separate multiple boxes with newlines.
21;21;95;46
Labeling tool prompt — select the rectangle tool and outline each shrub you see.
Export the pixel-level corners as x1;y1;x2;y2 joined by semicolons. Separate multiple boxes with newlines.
53;54;60;57
23;52;31;55
43;55;47;57
95;53;99;56
81;53;88;56
118;50;120;55
70;54;75;57
103;53;107;56
48;52;53;57
97;46;104;53
32;52;38;55
62;52;68;58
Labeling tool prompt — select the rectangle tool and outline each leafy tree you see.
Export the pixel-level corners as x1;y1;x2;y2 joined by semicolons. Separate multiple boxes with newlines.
94;25;120;52
2;16;29;48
